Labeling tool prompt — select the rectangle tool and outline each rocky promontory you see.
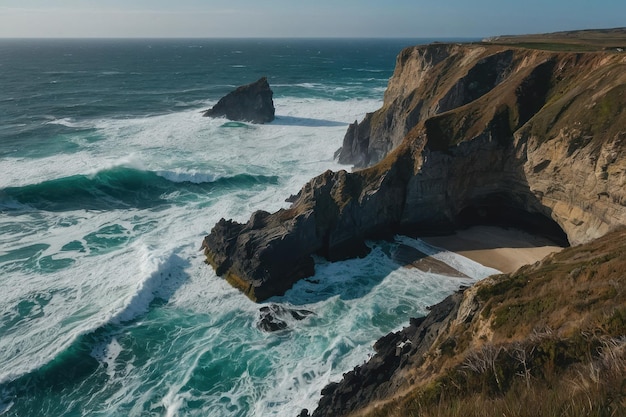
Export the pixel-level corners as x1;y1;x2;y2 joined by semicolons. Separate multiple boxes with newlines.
203;77;275;123
202;40;626;301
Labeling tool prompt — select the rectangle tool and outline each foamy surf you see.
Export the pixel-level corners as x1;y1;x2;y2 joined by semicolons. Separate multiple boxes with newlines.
0;93;378;384
0;242;178;384
1;38;477;417
154;238;497;417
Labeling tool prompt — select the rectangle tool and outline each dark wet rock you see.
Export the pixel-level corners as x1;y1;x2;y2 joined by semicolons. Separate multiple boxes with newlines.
203;77;275;124
311;290;466;417
257;304;315;332
201;166;405;301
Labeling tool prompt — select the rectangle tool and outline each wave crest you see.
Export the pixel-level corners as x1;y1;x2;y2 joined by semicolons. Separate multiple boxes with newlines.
0;167;279;212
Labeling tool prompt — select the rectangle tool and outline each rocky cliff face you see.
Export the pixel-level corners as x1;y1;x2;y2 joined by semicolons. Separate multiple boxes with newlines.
309;291;466;417
202;42;626;301
336;45;517;167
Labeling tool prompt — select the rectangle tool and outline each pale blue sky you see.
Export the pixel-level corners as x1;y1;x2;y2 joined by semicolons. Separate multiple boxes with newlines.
0;0;624;38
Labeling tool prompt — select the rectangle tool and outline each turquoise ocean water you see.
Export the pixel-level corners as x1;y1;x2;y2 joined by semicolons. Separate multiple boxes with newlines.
0;38;495;416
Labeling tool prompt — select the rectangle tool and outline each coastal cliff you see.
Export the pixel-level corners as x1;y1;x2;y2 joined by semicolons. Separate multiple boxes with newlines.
202;40;626;301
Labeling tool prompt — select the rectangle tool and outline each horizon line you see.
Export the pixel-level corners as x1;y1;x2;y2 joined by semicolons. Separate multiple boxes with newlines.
1;26;622;41
0;36;483;40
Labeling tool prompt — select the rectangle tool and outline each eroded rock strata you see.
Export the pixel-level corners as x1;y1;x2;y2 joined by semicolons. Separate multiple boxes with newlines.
202;42;626;302
203;77;275;123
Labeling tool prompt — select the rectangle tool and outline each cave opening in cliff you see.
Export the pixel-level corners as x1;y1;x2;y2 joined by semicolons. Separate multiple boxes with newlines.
455;194;570;247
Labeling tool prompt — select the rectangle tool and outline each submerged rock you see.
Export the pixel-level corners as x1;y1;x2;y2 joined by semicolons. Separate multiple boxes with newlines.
203;77;275;124
257;304;315;332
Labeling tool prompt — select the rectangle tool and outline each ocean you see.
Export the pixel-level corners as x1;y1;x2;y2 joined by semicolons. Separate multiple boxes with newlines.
0;38;496;417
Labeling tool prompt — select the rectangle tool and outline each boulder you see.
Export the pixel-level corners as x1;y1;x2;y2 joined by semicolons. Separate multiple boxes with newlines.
203;77;275;124
257;304;315;332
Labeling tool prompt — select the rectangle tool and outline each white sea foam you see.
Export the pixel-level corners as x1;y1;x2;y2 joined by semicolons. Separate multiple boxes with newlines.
0;194;204;383
394;235;502;277
160;236;497;417
1;96;377;190
0;93;500;417
91;337;123;379
0;96;380;386
155;169;221;184
0;238;159;383
45;117;84;128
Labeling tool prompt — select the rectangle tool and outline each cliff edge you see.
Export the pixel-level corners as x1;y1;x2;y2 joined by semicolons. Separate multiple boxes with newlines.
202;40;626;301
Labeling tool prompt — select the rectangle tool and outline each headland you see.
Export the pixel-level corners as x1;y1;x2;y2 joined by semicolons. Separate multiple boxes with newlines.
200;28;626;416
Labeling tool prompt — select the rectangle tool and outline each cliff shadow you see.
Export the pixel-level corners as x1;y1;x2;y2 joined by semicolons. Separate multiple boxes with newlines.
272;115;349;127
400;188;570;273
265;188;570;307
267;239;472;307
460;191;568;240
271;191;570;307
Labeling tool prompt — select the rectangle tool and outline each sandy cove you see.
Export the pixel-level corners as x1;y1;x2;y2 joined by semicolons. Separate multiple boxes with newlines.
421;225;565;274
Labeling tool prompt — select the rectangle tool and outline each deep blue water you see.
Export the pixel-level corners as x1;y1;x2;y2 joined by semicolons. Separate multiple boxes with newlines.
0;38;412;150
0;38;495;417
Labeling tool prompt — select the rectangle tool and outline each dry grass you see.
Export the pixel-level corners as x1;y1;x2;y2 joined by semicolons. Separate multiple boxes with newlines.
364;335;625;417
483;28;626;51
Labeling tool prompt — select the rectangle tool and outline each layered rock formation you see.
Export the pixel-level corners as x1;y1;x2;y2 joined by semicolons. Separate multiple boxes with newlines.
203;77;275;123
202;42;626;301
337;35;626;170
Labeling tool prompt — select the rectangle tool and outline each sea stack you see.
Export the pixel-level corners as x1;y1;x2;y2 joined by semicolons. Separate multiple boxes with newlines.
203;77;275;124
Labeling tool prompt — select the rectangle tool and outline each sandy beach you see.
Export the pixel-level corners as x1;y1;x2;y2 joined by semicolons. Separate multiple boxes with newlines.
421;225;565;274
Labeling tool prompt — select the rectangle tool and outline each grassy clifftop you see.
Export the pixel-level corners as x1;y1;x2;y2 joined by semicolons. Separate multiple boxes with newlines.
483;27;626;51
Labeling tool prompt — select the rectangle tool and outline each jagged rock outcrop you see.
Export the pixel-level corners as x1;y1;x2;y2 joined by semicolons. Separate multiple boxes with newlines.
203;77;275;123
202;42;626;301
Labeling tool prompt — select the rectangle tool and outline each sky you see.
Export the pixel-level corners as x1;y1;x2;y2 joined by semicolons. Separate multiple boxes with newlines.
0;0;624;39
